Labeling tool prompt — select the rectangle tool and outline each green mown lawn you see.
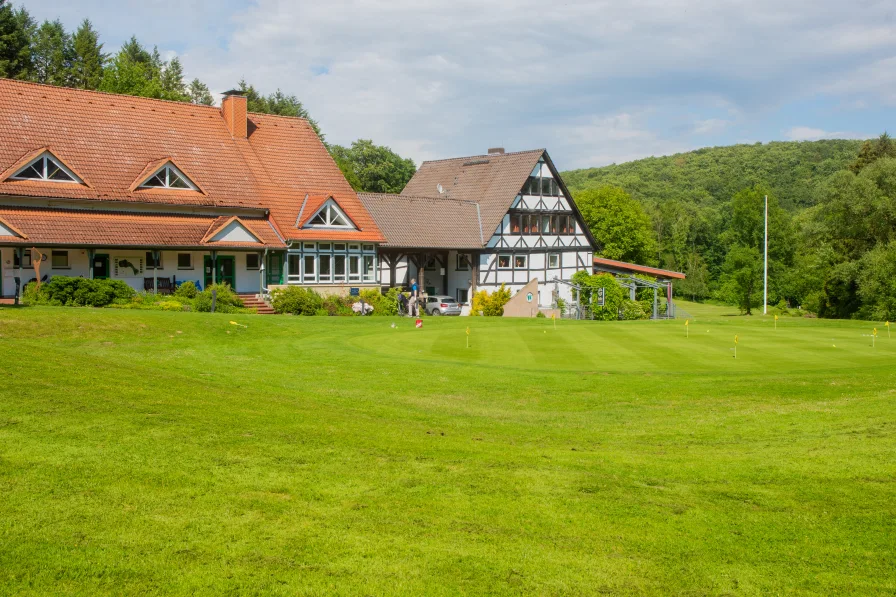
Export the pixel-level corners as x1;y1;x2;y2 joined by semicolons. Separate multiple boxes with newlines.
0;306;894;595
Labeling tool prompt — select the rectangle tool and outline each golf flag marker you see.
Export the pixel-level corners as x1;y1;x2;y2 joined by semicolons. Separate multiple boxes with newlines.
466;326;470;348
552;312;556;329
685;319;689;338
774;314;778;330
887;321;891;338
734;334;738;359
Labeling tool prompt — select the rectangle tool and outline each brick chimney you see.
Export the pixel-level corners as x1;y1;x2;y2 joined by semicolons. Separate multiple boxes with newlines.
221;90;248;138
488;147;505;155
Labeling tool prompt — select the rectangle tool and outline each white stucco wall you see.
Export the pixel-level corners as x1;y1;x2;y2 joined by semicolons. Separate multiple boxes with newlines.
0;248;264;296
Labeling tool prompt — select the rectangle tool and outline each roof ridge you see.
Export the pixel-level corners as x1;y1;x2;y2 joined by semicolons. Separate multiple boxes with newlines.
418;148;545;166
359;192;480;206
0;77;222;111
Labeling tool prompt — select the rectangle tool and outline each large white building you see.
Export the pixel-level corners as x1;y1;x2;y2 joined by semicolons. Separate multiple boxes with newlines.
360;148;596;307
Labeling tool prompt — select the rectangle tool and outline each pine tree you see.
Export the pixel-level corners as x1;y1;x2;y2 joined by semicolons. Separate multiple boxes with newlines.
32;19;72;86
0;0;33;79
188;78;213;105
70;19;105;89
159;56;187;100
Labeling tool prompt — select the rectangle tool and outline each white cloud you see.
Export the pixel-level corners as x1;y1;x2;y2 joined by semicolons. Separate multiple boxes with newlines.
23;0;896;167
784;126;868;141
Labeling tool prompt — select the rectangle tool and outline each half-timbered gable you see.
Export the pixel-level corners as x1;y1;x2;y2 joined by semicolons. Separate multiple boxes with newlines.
368;148;596;309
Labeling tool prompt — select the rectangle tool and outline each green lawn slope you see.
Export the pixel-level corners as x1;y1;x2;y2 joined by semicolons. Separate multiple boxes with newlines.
0;307;893;595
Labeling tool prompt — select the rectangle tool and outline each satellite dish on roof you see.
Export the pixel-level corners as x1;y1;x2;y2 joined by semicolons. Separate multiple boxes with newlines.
437;183;444;194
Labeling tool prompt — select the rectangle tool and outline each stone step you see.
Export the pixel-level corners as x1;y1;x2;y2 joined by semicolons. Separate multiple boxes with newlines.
238;294;277;314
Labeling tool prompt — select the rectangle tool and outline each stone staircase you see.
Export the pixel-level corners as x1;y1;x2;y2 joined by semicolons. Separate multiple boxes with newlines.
238;293;276;315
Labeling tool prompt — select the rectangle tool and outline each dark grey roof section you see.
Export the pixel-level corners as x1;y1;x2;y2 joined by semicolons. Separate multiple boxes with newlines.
402;149;545;241
358;193;484;249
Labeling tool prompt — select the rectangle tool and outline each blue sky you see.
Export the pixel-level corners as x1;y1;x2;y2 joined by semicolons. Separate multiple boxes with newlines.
23;0;896;170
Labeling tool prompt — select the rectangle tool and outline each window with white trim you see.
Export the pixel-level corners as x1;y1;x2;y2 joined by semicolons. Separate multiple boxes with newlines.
177;253;192;269
349;255;360;281
246;253;260;270
11;153;81;183
497;254;511;269
305;200;354;229
319;254;332;282
288;254;301;281
514;255;527;269
456;253;470;271
139;163;197;190
362;255;376;282
303;255;316;282
548;253;560;268
334;255;346;282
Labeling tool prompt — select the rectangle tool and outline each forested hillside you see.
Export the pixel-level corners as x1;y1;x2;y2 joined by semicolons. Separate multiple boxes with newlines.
562;137;896;320
563;140;863;210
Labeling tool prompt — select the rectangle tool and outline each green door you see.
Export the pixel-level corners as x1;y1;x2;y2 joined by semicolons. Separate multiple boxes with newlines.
93;254;110;279
204;255;236;289
266;252;283;285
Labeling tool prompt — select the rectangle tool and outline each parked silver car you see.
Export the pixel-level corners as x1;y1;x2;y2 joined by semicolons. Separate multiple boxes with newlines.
424;295;462;316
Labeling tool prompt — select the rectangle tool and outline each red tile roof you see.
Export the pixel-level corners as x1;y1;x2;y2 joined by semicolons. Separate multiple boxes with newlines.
593;257;686;279
0;206;285;248
0;79;384;243
358;193;484;249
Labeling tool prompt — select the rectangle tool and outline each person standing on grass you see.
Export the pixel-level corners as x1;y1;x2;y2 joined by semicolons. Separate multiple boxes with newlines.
409;278;419;317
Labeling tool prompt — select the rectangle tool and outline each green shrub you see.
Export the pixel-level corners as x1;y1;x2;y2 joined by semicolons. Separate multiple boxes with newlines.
357;287;400;316
21;277;134;307
571;271;624;320
271;286;323;315
620;299;648;320
536;311;546;318
322;294;354;316
159;300;185;312
190;283;244;314
470;284;512;316
174;281;198;299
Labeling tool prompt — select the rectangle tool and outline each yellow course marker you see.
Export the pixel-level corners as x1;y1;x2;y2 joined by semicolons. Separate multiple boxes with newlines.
734;334;738;359
466;326;470;349
774;314;778;330
685;319;689;338
887;321;891;339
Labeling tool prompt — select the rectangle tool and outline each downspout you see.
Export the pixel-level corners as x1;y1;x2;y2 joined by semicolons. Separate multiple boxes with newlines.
260;248;269;294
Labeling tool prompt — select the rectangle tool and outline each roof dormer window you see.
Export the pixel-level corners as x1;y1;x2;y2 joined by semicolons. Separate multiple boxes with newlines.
138;163;197;190
305;199;355;229
11;152;82;184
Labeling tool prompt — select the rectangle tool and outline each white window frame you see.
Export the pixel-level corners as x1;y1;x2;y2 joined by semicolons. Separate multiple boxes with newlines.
548;253;560;269
456;253;470;271
302;254;316;282
288;254;302;282
303;242;316;250
177;253;193;270
514;254;527;269
138;163;198;191
318;253;333;283
362;255;376;282
334;254;347;282
14;249;33;268
304;199;355;229
11;152;82;184
349;255;361;282
497;254;511;269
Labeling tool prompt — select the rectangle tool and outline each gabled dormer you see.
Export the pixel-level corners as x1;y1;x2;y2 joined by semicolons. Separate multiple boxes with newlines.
131;159;202;193
0;216;27;239
202;216;263;244
302;197;356;230
5;149;85;185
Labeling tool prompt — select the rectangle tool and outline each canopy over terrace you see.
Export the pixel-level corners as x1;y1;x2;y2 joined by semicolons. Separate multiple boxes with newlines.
592;256;686;319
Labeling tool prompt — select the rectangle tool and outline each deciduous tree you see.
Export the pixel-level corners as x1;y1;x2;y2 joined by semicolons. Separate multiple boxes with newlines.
574;185;656;265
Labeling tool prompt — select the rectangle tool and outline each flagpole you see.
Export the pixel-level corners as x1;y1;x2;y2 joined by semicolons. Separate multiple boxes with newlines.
763;194;768;315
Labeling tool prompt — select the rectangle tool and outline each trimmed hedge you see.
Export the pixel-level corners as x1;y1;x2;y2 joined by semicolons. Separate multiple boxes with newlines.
22;277;134;307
